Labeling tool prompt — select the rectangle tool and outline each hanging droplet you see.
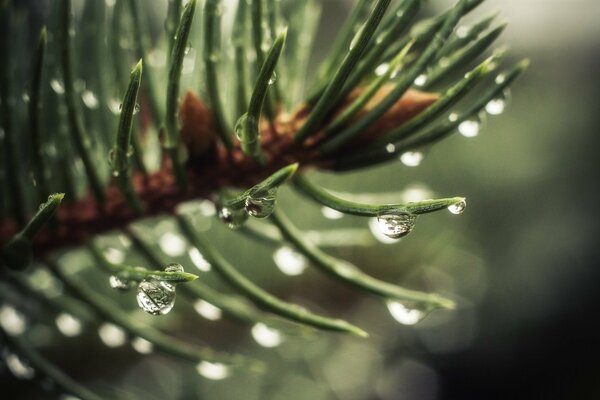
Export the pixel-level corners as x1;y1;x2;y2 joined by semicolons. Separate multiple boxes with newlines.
136;279;176;316
133;103;141;115
3;351;35;380
188;247;211;271
50;79;65;94
196;361;230;380
321;206;344;220
131;337;154;354
218;206;248;229
273;246;307;276
375;210;417;239
0;305;27;336
485;90;510;116
245;192;277;218
81;90;99;109
447;198;467;215
184;42;192;55
400;151;424;167
386;300;427;325
458;114;482;138
109;274;133;291
268;72;277;85
98;323;127;347
55;313;83;337
414;74;428;87
194;300;222;321
159;232;187;257
251;323;283;348
375;63;390;77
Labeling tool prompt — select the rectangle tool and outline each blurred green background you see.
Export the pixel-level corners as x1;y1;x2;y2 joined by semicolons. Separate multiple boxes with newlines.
2;0;600;399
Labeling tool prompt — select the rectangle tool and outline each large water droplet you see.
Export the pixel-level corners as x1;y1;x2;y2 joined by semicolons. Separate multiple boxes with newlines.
188;247;211;271
50;79;65;94
458;115;483;138
131;337;154;354
109;274;133;291
98;323;127;347
414;74;428;87
251;323;283;348
81;90;99;109
55;313;82;337
0;305;26;336
321;206;344;220
386;300;427;325
400;151;424;167
136;279;176;316
245;192;276;218
193;299;222;321
448;198;467;215
375;210;417;239
196;361;230;380
3;351;35;380
273;246;307;276
485;90;510;116
218;206;248;229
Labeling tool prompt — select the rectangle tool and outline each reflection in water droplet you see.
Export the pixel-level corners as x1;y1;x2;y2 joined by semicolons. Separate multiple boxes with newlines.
0;305;27;336
55;313;82;337
414;74;428;87
321;206;344;220
368;218;398;244
136;279;176;316
159;232;187;257
109;275;133;291
375;210;417;239
447;198;467;215
3;351;35;380
245;193;276;218
218;206;248;229
400;151;424;167
50;79;65;94
386;300;427;325
458;115;482;138
194;300;222;321
196;361;230;380
273;246;307;276
375;63;389;77
131;337;154;354
98;323;127;347
81;90;99;109
251;323;283;348
188;247;211;271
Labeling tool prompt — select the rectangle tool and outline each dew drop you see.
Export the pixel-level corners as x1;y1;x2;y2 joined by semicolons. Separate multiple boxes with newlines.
251;323;283;348
385;143;396;153
485;90;510;116
273;246;307;276
349;24;365;50
400;151;424;167
194;299;222;321
103;247;125;264
0;305;27;336
448;198;467;215
50;79;65;94
375;210;417;239
375;63;389;77
245;192;276;218
3;351;35;380
108;98;121;115
98;323;127;347
133;103;141;115
268;72;277;85
81;90;99;109
495;73;506;85
209;51;221;63
196;361;230;380
184;42;192;55
414;74;428;87
188;247;211;271
386;300;427;325
131;337;154;354
218;206;248;229
455;25;470;39
109;275;133;291
136;279;176;316
458;116;482;138
321;206;344;220
55;313;82;337
159;232;187;257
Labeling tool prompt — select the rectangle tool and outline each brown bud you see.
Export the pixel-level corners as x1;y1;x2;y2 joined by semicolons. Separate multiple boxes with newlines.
179;91;216;156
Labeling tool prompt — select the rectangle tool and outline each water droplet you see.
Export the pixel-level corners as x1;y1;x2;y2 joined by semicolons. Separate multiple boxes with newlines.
50;79;65;94
103;247;125;264
109;275;133;290
321;206;344;220
385;143;396;153
245;192;277;218
184;42;192;55
400;151;424;167
438;57;451;68
165;262;184;274
55;313;82;337
485;90;510;115
349;24;365;50
22;93;30;103
209;51;221;63
447;198;467;215
81;90;99;109
108;98;121;115
133;103;141;115
98;323;127;347
3;351;35;380
159;232;187;257
458;116;482;138
375;63;389;77
218;206;248;229
448;112;459;122
188;247;211;271
375;210;417;239
235;113;250;140
0;305;27;336
495;73;506;85
131;337;154;354
455;25;470;38
273;246;307;276
251;323;283;348
268;72;277;85
196;361;230;380
136;278;176;316
414;74;428;87
194;300;222;321
386;300;427;325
